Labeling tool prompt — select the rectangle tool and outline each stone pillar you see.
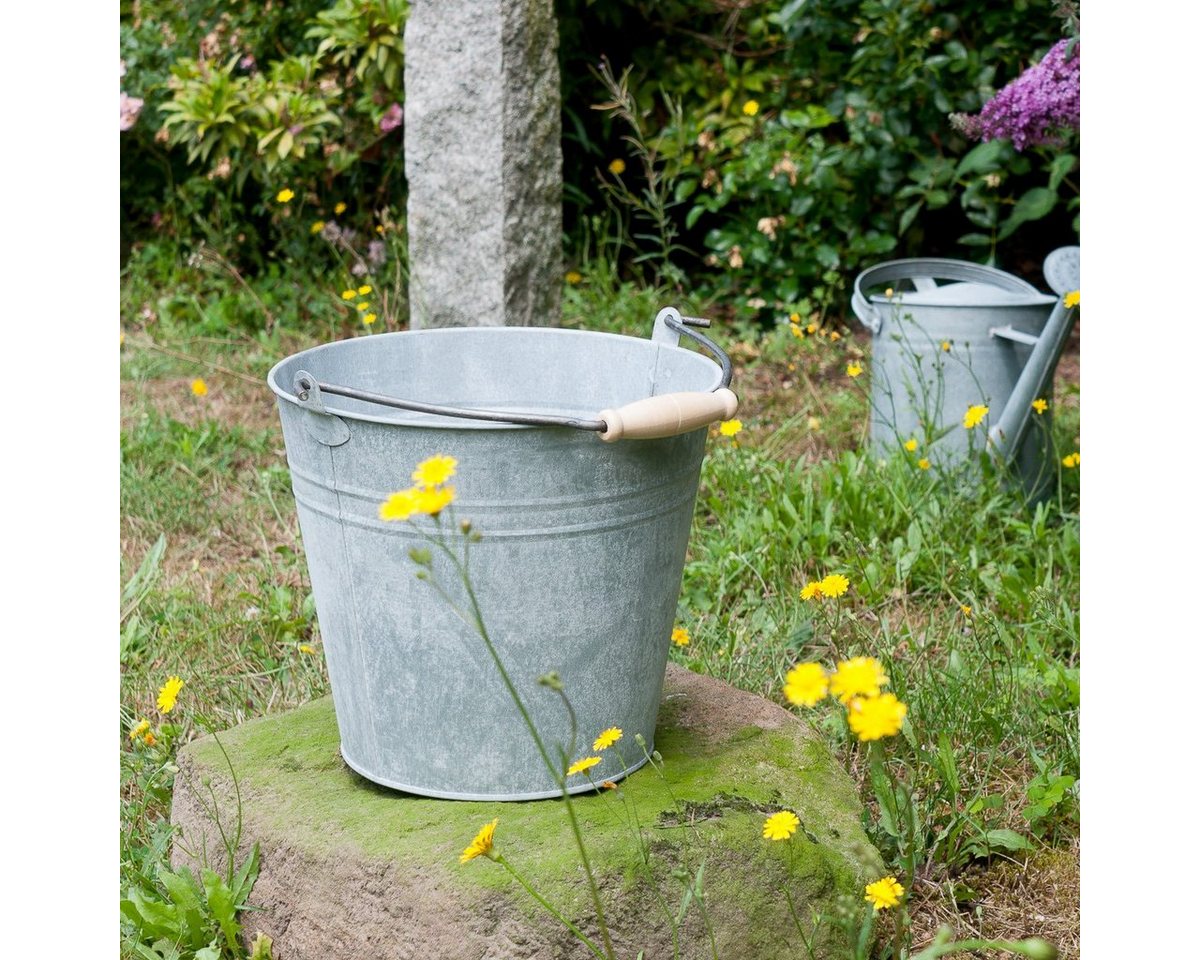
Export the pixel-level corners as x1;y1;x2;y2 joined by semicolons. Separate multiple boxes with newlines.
404;0;562;328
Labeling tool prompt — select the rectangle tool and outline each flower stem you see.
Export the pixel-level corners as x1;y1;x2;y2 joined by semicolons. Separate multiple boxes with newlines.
495;855;607;960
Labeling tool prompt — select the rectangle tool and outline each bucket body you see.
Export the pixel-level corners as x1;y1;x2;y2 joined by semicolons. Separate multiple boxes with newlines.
858;276;1057;495
267;327;722;800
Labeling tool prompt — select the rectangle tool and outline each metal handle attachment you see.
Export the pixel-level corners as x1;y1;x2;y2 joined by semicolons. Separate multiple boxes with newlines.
293;310;736;440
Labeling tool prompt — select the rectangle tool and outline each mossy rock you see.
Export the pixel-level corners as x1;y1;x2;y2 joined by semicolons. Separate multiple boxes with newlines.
171;665;882;958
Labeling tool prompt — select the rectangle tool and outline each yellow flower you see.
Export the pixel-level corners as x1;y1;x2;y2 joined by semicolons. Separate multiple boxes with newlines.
593;727;623;751
414;486;456;516
847;693;908;742
334;201;347;215
864;875;905;911
819;574;850;598
719;419;743;437
742;100;760;117
310;221;325;234
460;818;498;863
299;644;315;654
276;188;295;204
799;581;823;601
829;657;888;703
884;287;894;299
129;719;151;742
1063;290;1080;309
829;331;841;341
807;322;818;334
565;270;583;285
962;404;989;429
341;289;356;300
376;225;385;234
157;676;184;714
941;340;951;352
1062;451;1080;468
358;285;372;296
762;810;799;841
608;158;626;175
379;488;420;521
1032;398;1048;414
789;313;800;323
807;416;821;431
143;731;157;747
960;605;972;617
903;438;918;452
412;454;458;488
671;626;691;647
917;458;931;471
567;756;602;776
357;302;370;311
363;313;378;325
790;323;804;338
846;362;863;378
783;663;828;707
191;378;208;397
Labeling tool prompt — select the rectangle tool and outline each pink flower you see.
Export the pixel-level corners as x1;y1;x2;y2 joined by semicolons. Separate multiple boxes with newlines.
380;103;404;133
120;92;145;132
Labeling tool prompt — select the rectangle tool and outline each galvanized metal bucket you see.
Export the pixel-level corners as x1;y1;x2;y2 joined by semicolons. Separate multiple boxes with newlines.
850;249;1079;497
266;309;737;800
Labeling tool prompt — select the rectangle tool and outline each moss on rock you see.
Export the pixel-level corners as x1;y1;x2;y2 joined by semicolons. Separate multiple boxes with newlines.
172;665;882;958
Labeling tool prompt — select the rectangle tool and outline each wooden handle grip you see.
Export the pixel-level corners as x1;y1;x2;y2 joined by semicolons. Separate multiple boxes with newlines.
598;388;739;442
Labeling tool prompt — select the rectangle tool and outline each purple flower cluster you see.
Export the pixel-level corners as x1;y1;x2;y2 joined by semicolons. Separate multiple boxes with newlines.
955;39;1080;151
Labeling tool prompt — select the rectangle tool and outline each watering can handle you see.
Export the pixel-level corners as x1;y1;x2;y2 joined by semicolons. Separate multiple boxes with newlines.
851;259;1045;335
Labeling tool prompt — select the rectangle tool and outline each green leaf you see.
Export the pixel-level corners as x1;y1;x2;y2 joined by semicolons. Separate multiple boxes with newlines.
685;205;705;230
1048;153;1078;191
979;828;1032;853
955;140;1007;178
202;869;241;950
998;187;1057;239
899;201;923;236
957;232;993;247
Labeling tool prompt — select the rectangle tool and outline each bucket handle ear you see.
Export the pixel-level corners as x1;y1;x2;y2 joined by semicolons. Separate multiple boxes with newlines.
851;258;1045;334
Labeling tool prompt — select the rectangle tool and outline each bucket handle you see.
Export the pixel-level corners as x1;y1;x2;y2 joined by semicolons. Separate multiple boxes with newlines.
292;311;738;442
851;258;1045;335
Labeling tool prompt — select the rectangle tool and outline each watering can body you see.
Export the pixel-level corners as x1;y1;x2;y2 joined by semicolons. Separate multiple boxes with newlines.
850;250;1079;499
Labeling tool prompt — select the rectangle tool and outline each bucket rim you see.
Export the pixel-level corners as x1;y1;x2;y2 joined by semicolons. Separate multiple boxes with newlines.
266;325;725;430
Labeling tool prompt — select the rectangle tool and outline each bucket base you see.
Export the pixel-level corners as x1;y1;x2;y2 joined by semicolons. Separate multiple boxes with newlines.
339;744;654;802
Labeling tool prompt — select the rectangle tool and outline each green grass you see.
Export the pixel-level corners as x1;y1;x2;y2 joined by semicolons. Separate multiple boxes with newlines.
120;260;1079;959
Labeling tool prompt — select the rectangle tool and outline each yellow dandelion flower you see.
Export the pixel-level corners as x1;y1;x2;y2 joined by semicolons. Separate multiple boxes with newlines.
807;416;821;431
1032;398;1049;414
1063;290;1080;309
363;313;378;325
157;676;184;714
460;818;498;863
567;756;602;777
357;302;370;311
341;289;356;300
299;644;315;654
608;158;626;175
829;331;841;341
276;188;295;204
846;362;863;378
334;202;347;215
565;270;583;285
719;419;743;437
143;731;157;747
829;657;888;703
742;100;760;117
376;225;385;234
129;719;151;742
379;488;420;521
358;285;372;296
884;287;894;298
917;458;931;471
847;693;908;742
414;486;456;516
789;313;800;323
865;875;905;911
819;574;850;598
941;340;951;352
1062;451;1080;468
799;581;823;601
762;810;799;840
807;322;818;334
593;727;623;751
412;454;458;488
191;378;208;397
310;221;325;234
962;404;989;429
783;663;829;708
671;626;691;647
960;605;972;617
790;323;804;338
903;438;918;452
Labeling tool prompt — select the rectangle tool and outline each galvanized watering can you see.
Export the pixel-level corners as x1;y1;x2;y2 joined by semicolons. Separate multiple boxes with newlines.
267;309;737;800
850;247;1079;497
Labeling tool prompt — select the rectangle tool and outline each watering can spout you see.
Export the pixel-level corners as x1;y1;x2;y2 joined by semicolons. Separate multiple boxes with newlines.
987;246;1080;464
